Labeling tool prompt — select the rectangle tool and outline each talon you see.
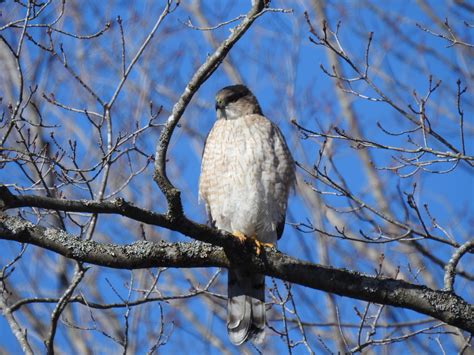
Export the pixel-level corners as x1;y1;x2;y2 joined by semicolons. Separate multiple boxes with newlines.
248;235;273;256
231;233;273;255
232;231;247;243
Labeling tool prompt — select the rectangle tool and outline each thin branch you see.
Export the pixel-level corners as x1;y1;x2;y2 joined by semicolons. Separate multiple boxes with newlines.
304;14;473;168
0;291;34;355
416;20;474;48
153;0;268;216
44;264;88;354
443;240;474;292
107;1;175;109
0;245;34;355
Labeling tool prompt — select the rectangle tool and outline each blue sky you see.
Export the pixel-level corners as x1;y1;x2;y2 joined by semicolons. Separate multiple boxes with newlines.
1;0;472;353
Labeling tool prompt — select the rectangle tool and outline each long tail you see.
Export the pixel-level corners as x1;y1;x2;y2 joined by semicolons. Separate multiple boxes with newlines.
227;269;265;345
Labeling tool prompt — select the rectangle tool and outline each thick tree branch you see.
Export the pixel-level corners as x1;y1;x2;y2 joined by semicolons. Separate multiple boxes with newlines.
0;214;472;334
0;185;242;249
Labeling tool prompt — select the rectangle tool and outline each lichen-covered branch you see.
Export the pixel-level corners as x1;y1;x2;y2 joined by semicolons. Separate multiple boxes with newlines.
1;214;472;334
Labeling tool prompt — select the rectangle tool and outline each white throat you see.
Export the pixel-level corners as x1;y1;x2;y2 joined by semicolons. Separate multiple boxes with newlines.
224;106;242;120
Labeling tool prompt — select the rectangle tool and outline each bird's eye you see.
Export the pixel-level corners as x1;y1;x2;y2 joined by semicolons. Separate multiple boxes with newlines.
216;99;224;108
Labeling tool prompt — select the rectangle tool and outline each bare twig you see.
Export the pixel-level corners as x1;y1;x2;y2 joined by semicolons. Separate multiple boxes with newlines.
0;245;34;354
44;264;88;354
416;19;474;48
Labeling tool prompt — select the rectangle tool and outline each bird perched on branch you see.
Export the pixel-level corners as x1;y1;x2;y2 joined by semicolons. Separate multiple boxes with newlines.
199;84;295;345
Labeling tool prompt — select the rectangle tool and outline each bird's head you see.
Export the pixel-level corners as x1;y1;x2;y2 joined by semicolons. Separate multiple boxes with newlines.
215;84;262;120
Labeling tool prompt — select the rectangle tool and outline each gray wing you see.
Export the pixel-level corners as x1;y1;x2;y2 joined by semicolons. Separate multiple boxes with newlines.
273;122;295;240
199;129;216;227
277;217;286;240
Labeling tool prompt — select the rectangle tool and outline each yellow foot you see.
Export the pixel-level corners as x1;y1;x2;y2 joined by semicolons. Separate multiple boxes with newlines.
231;232;273;255
248;235;274;256
232;231;247;244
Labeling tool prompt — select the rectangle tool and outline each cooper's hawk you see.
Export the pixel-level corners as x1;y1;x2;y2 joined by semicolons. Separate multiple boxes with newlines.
199;85;295;345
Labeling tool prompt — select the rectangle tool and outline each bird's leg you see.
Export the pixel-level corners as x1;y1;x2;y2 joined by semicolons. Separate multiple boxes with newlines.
247;235;273;256
231;231;247;244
